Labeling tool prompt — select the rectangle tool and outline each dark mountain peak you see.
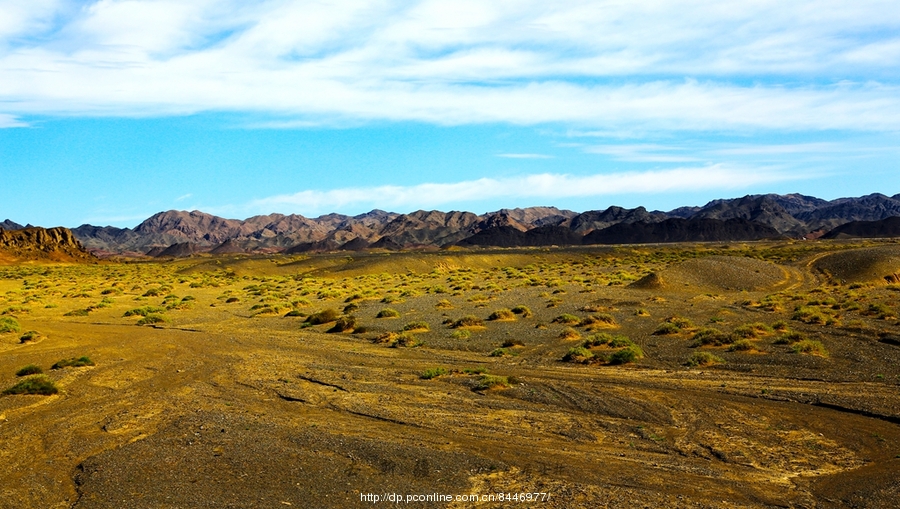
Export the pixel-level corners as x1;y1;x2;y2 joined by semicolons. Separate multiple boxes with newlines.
1;219;24;230
822;216;900;240
0;226;96;262
569;205;665;233
583;217;780;245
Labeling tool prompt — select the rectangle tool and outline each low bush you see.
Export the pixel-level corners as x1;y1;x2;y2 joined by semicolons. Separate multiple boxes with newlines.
559;327;581;340
450;329;471;339
487;309;516;321
686;351;724;367
551;314;581;325
511;305;532;317
579;313;617;328
435;299;454;309
342;303;359;314
562;346;594;363
727;339;756;352
452;315;484;328
15;364;43;377
792;340;828;356
51;356;94;369
402;321;430;332
420;367;447;380
305;308;340;325
389;332;422;348
501;338;525;348
124;306;165;317
690;327;733;347
474;374;510;391
3;375;58;396
653;322;681;335
774;331;807;344
609;345;644;365
136;314;167;326
375;308;400;319
326;316;357;333
19;330;40;343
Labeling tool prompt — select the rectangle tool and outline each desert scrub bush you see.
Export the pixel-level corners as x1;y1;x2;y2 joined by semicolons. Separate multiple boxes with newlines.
124;306;165;317
389;332;422;348
420;367;448;380
326;316;357;333
450;329;471;339
342;303;359;314
772;320;790;332
501;338;525;348
434;299;453;309
609;345;644;365
774;331;808;345
136;314;168;326
473;374;510;391
727;339;757;352
634;308;650;317
489;348;514;357
402;321;430;332
652;322;681;335
559;327;581;340
15;364;43;376
732;323;772;339
305;308;340;325
580;313;617;328
51;356;94;369
863;303;897;320
452;315;484;328
19;330;40;343
511;305;532;318
3;375;58;396
284;309;305;317
225;297;240;303
792;340;828;356
551;313;581;325
375;308;400;319
792;306;829;325
686;351;724;367
142;287;163;297
690;328;733;347
562;346;594;363
487;309;515;321
64;308;91;317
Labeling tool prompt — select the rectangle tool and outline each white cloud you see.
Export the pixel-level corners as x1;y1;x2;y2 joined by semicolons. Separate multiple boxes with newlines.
1;1;900;130
175;193;193;201
244;165;803;216
0;114;28;128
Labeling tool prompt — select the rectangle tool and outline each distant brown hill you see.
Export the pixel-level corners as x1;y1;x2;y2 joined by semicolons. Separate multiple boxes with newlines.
0;227;96;264
46;192;900;257
821;216;900;239
582;218;780;244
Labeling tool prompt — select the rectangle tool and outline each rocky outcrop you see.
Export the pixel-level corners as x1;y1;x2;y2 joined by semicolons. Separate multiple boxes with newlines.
582;218;781;245
821;216;900;239
0;227;96;263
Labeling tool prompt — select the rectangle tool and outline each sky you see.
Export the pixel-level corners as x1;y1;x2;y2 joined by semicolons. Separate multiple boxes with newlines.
1;1;899;228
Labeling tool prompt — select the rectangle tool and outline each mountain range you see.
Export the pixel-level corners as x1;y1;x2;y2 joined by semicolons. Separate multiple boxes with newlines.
3;193;900;258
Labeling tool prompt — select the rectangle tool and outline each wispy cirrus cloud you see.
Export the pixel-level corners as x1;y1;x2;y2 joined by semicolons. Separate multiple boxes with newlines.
496;153;554;159
240;164;805;216
0;1;899;131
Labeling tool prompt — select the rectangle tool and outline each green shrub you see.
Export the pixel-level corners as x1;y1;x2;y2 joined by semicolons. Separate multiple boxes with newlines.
389;332;422;348
450;329;471;339
487;309;516;321
501;338;524;348
225;297;240;303
15;364;43;377
582;333;615;347
792;306;828;325
3;375;58;396
511;305;532;317
609;345;644;365
420;367;447;380
562;346;594;362
559;327;581;340
284;309;304;317
727;339;756;352
305;308;340;325
51;356;95;369
579;314;617;327
686;352;724;367
452;315;484;328
19;330;40;343
474;374;510;391
774;331;807;344
434;299;453;309
489;348;510;357
376;308;400;319
551;314;581;325
64;309;90;317
326;316;357;333
402;321;430;332
792;340;828;356
664;316;694;329
136;314;167;326
652;322;681;335
690;327;733;347
124;306;165;317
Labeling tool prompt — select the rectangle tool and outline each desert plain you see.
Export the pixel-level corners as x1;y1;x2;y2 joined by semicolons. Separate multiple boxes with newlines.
1;240;899;508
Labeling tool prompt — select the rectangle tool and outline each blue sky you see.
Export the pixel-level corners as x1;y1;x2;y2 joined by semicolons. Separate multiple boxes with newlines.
1;1;899;228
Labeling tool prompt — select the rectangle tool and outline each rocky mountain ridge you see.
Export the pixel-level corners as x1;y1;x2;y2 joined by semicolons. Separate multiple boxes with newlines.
4;193;900;257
